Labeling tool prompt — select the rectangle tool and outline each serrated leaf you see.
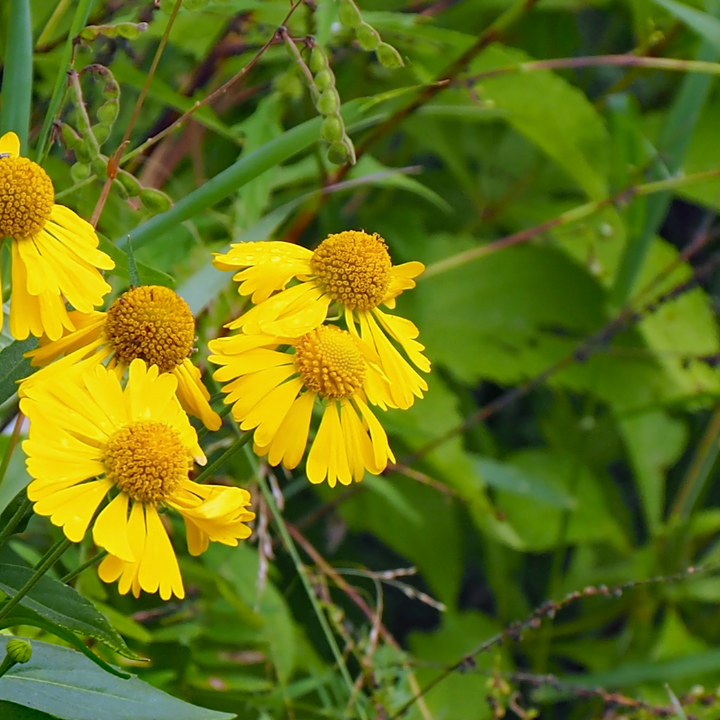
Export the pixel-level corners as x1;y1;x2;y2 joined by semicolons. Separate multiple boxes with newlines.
0;563;139;659
0;637;235;720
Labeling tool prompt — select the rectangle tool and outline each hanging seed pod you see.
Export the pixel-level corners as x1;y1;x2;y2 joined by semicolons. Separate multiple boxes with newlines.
338;0;363;28
140;188;173;214
356;22;381;51
117;169;141;198
91;155;109;180
316;88;340;116
377;42;404;69
314;68;335;92
116;22;147;39
97;100;119;126
74;139;92;164
70;162;92;182
102;77;120;100
310;46;330;74
327;141;350;165
92;123;110;145
321;114;345;143
112;178;129;201
60;123;82;150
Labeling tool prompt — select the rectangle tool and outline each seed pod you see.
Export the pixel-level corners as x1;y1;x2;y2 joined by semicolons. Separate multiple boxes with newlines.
102;78;120;100
60;123;82;150
91;155;108;180
97;100;119;125
377;42;404;69
338;0;363;28
314;68;335;92
356;22;381;52
71;162;92;183
74;140;92;164
327;141;350;165
321;114;344;143
310;46;329;74
92;123;110;145
79;26;101;42
316;88;340;116
112;178;129;201
116;22;147;39
117;169;141;198
140;188;173;214
6;640;31;664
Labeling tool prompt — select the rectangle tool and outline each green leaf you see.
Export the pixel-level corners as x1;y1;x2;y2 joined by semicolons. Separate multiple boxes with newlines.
649;0;720;50
0;636;235;720
0;0;32;151
0;337;37;406
0;563;139;659
0;701;57;720
99;237;175;288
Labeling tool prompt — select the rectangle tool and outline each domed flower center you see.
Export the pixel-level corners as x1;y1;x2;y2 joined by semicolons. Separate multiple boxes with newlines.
0;156;54;239
104;421;191;504
310;230;392;311
105;285;195;373
295;325;366;400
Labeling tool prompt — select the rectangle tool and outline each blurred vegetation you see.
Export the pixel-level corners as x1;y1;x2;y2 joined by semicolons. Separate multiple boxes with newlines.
7;0;720;718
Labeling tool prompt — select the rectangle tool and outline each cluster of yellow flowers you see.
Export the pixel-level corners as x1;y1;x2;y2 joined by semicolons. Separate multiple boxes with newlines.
0;131;429;601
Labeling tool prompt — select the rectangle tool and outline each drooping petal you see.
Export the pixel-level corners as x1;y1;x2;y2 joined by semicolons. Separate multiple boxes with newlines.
263;390;316;470
139;505;185;600
307;401;350;488
93;492;134;562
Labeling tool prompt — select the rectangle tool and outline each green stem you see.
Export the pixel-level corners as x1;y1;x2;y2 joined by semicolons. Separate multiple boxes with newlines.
0;412;25;496
35;0;73;47
0;495;31;551
61;549;108;584
36;0;96;162
0;0;33;151
252;451;367;719
193;432;252;484
0;538;71;622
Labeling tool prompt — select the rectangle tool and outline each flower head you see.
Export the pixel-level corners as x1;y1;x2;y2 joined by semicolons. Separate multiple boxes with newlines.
22;359;254;600
213;231;430;409
209;324;395;487
0;132;114;341
21;285;221;430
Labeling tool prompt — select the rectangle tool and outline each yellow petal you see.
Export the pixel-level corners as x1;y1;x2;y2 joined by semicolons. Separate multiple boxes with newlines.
139;505;185;600
0;132;20;157
172;361;221;431
93;492;134;562
266;390;315;470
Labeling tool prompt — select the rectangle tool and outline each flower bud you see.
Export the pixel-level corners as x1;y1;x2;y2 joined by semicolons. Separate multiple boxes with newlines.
377;42;404;69
314;68;335;92
356;22;380;52
310;46;329;74
6;640;31;665
327;141;350;165
316;88;340;116
140;188;173;214
320;114;344;143
338;0;363;27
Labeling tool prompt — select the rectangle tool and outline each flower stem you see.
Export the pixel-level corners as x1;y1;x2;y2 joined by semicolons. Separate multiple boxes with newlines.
252;453;368;720
0;495;31;552
61;549;108;584
193;432;251;484
0;411;25;496
0;538;71;622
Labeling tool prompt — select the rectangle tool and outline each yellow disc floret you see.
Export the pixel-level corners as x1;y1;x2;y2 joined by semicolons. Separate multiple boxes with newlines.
295;325;366;400
105;421;191;504
311;230;392;310
105;285;195;373
0;156;54;239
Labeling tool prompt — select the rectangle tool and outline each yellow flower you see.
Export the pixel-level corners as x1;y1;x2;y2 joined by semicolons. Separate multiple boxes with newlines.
0;132;114;341
21;285;221;431
21;359;255;600
209;324;395;487
213;230;430;410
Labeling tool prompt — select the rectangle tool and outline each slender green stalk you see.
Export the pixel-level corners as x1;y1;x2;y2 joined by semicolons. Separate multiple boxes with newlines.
253;455;368;720
36;0;73;47
0;538;71;622
0;495;31;551
193;432;251;484
0;0;33;151
36;0;96;162
61;549;108;584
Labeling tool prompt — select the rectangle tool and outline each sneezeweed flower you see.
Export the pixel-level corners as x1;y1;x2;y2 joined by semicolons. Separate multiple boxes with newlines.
213;230;430;410
209;324;395;487
0;132;114;341
20;284;221;431
21;359;255;600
